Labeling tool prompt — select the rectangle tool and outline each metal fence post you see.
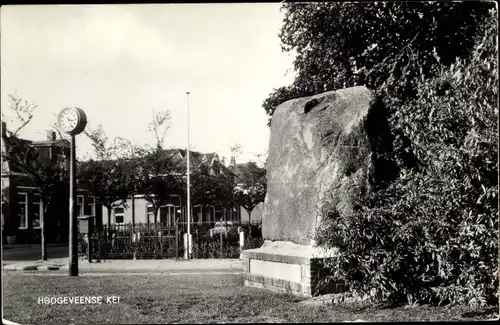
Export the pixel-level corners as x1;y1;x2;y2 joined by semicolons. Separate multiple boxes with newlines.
87;232;92;263
96;230;101;263
175;220;179;260
239;229;245;251
220;231;223;258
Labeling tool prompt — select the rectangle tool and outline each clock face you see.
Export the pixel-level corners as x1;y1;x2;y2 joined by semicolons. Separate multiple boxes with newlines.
57;107;87;135
59;108;79;133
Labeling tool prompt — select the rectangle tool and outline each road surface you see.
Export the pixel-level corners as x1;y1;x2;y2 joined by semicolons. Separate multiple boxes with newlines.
2;245;69;261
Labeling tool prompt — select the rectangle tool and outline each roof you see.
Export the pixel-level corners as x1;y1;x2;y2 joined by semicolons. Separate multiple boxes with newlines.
79;148;231;176
30;139;70;147
1;131;70;176
2;135;33;174
203;153;217;164
166;149;221;172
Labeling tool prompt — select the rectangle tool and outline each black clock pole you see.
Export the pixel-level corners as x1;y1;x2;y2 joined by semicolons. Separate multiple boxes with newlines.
69;134;78;276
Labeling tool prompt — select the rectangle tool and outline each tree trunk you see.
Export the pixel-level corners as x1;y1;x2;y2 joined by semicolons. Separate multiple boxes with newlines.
41;196;52;261
41;200;47;261
248;210;252;237
131;195;135;226
154;206;159;224
107;208;112;227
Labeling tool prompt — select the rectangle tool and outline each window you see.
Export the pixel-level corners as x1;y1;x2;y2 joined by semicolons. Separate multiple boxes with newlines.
114;207;124;224
205;206;215;225
160;205;176;226
233;207;240;222
77;195;84;217
32;194;42;229
18;193;28;229
88;196;96;216
194;205;202;225
146;206;154;224
214;205;224;222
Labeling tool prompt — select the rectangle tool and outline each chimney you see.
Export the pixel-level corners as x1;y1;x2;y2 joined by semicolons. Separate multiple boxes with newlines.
46;130;57;141
1;121;6;138
230;156;236;166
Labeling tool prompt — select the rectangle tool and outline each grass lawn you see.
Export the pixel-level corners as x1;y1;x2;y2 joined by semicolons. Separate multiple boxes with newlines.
2;272;497;324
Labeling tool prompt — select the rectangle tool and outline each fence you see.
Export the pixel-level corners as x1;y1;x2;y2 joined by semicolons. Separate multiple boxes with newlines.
177;220;262;239
78;222;263;260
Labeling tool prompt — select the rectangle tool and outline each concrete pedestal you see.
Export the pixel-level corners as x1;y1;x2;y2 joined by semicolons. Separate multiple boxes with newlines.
241;240;345;297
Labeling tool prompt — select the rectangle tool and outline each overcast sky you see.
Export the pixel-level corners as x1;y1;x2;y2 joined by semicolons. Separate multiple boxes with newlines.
1;4;295;164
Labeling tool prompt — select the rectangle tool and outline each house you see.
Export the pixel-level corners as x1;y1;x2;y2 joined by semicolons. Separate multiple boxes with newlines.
101;149;241;227
1;121;102;244
102;194;241;227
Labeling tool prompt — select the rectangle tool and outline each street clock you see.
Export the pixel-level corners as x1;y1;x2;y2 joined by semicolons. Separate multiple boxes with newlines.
57;107;87;135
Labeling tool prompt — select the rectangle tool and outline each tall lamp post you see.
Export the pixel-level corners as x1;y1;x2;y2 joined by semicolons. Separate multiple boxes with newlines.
186;91;192;260
57;107;87;276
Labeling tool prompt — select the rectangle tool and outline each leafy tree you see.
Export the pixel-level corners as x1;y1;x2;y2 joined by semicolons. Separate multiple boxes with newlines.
263;2;493;125
78;125;137;228
78;159;133;227
191;164;234;208
232;162;267;223
2;95;68;260
264;1;498;306
134;110;185;224
134;148;184;224
317;9;498;306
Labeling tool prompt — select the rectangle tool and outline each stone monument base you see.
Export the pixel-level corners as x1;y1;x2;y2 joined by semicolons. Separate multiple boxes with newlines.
241;240;345;297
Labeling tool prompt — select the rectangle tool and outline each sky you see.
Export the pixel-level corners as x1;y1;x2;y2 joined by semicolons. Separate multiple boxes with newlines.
1;4;296;165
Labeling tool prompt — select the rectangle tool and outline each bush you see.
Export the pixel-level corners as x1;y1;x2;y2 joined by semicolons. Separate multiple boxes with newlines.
244;236;264;250
190;235;264;259
192;238;240;259
318;12;498;307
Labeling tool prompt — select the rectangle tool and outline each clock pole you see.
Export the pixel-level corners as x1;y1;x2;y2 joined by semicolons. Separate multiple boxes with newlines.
57;107;87;277
69;134;78;276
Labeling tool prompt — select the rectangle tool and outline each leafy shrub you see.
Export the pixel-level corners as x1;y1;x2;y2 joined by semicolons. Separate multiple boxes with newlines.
190;234;264;259
192;238;240;259
318;12;498;307
244;236;264;250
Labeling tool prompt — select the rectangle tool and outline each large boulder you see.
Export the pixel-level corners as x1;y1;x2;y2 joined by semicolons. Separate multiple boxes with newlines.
262;86;392;246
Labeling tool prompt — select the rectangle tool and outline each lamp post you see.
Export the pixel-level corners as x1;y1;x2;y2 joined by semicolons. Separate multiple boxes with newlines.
186;91;192;260
57;107;87;276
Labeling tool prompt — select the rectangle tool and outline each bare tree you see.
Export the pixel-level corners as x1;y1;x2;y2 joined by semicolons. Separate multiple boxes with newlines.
113;136;139;160
84;124;114;161
148;109;172;149
48;112;71;142
1;92;38;136
229;143;243;166
229;143;243;158
253;149;268;168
